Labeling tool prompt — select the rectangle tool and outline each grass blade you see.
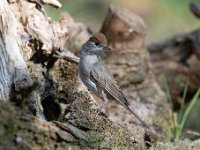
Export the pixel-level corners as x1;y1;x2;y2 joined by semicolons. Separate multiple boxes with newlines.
178;82;188;124
179;88;200;137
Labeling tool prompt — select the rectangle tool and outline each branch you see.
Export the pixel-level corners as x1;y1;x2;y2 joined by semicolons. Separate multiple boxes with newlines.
54;49;79;64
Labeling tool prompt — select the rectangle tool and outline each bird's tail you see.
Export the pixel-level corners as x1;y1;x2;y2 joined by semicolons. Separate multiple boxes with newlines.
124;104;149;129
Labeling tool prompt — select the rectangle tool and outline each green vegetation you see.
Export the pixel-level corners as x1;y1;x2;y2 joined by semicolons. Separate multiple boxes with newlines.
45;0;199;42
146;0;199;43
45;0;117;31
163;72;200;140
3;117;18;140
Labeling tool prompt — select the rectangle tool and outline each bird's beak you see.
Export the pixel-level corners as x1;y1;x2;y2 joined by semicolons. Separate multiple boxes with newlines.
101;44;111;51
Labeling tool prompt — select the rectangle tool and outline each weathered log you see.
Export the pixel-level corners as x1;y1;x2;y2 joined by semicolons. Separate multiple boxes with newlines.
0;0;33;103
0;91;139;149
146;28;200;109
101;4;146;49
147;29;200;62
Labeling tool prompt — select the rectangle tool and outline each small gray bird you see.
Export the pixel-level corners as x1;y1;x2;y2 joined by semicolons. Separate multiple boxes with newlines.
79;33;149;129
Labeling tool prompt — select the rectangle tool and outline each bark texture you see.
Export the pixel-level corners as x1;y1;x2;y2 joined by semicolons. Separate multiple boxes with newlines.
0;0;33;102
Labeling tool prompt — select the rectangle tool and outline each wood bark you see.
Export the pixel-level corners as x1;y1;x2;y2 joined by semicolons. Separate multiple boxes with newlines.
0;0;33;102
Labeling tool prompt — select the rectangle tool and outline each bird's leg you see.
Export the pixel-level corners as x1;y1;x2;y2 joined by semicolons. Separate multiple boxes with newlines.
102;92;110;116
96;91;109;117
98;91;108;110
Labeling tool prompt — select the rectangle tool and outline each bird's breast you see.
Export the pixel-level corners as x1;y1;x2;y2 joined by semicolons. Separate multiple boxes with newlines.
79;54;99;78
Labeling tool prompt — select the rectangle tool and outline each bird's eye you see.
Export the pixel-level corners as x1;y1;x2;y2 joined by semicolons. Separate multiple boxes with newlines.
94;42;99;46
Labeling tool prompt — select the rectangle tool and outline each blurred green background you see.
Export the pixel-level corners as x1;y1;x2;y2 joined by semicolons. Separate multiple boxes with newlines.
46;0;200;137
46;0;200;43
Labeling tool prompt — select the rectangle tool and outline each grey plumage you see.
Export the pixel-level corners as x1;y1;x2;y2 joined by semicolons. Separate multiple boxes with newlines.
79;33;149;129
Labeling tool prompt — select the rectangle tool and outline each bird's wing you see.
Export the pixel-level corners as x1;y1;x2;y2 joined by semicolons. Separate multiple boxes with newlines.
90;61;129;106
91;62;149;129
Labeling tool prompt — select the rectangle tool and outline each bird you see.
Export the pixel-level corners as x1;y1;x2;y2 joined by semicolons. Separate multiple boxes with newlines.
78;33;149;129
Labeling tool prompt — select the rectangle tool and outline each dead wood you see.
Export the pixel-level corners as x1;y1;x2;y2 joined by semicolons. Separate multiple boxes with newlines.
0;0;37;114
101;4;146;50
54;49;79;64
146;27;200;109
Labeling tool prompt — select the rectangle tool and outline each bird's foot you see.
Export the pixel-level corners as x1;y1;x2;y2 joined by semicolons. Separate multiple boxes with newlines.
96;109;108;118
92;101;109;117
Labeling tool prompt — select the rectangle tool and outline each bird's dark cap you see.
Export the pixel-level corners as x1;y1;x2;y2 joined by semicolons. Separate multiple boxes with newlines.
89;33;107;45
